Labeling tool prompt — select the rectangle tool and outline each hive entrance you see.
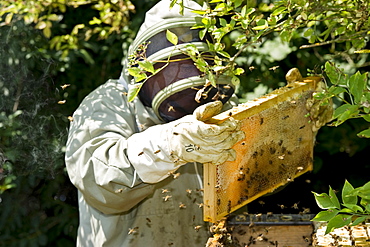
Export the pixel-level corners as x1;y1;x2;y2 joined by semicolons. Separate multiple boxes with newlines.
203;76;322;222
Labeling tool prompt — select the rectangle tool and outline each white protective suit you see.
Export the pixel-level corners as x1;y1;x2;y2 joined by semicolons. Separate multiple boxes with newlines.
65;0;241;246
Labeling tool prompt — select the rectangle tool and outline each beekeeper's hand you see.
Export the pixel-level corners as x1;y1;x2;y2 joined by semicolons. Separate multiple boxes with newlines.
166;101;245;166
127;101;245;183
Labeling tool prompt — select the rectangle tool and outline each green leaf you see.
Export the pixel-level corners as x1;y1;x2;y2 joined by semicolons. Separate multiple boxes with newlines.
138;60;155;74
357;128;370;138
325;61;340;84
329;186;341;209
349;71;368;104
271;6;286;16
252;19;268;30
313;192;337;209
311;209;339;222
342;180;357;205
233;0;243;8
166;29;178;45
303;28;313;37
328;86;346;96
216;50;231;58
325;214;352;234
127;83;143;102
351;216;368;226
127;67;147;82
342;203;363;213
333;104;359;125
234;67;244;75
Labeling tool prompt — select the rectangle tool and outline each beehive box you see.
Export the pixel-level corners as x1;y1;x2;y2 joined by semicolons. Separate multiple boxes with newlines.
313;222;370;246
203;72;325;222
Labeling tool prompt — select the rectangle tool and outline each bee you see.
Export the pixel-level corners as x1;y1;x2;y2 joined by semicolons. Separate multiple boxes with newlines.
138;123;147;130
241;141;246;145
161;188;170;193
60;84;70;90
58;100;66;104
227;200;232;213
278;154;285;160
197;203;204;208
138;151;144;156
219;94;228;99
67;116;74;122
168;105;176;112
277;204;286;209
258;200;265;206
249;66;255;71
128;227;138;235
269;65;280;72
179;203;186;209
255;213;262;218
122;92;128;96
237;171;245;181
302;236;310;242
297;166;304;171
291;202;300;210
301;207;310;214
146;218;151;223
186;189;192;194
115;188;123;193
163;195;172;202
154;150;161;154
223;85;231;89
171;172;180;179
194;225;202;232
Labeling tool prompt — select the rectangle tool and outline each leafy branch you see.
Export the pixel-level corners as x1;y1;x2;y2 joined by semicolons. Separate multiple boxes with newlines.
313;61;370;138
312;180;370;234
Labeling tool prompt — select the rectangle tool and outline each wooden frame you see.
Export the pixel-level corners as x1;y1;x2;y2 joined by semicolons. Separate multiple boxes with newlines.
203;76;322;222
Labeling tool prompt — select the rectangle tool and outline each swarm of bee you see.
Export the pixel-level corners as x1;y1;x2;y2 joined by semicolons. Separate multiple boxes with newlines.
206;218;233;247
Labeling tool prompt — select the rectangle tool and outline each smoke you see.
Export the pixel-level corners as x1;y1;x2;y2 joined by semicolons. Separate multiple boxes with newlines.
0;20;68;177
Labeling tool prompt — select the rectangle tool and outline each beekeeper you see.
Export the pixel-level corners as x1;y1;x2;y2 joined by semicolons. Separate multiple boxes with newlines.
65;0;245;246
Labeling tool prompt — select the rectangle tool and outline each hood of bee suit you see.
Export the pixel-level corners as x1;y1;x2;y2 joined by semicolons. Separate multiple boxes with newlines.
121;0;235;123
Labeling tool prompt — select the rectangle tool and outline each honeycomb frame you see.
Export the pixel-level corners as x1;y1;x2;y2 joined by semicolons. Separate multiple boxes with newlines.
203;76;322;222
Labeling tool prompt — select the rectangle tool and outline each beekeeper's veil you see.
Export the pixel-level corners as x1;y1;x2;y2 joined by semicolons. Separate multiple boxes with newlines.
122;0;235;122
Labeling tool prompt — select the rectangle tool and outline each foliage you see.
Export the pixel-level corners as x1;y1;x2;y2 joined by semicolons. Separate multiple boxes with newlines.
129;0;370;116
315;61;370;137
0;0;155;246
312;180;370;234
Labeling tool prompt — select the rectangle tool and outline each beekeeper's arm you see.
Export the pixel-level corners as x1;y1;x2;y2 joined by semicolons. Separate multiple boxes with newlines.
65;82;244;215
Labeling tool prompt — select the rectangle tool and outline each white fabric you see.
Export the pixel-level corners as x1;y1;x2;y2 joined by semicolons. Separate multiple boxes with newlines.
65;79;212;246
135;0;202;39
127;101;244;183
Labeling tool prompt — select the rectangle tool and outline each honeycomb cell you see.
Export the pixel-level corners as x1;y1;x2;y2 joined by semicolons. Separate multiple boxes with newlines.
203;76;324;223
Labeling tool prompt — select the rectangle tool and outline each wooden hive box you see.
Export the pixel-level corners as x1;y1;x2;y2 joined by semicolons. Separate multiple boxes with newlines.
203;70;325;222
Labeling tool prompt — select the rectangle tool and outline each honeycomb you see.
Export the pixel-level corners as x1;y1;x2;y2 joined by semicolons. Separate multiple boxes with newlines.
203;75;323;222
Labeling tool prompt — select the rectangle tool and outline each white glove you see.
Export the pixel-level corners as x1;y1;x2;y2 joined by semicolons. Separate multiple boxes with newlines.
166;102;245;166
127;101;245;183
